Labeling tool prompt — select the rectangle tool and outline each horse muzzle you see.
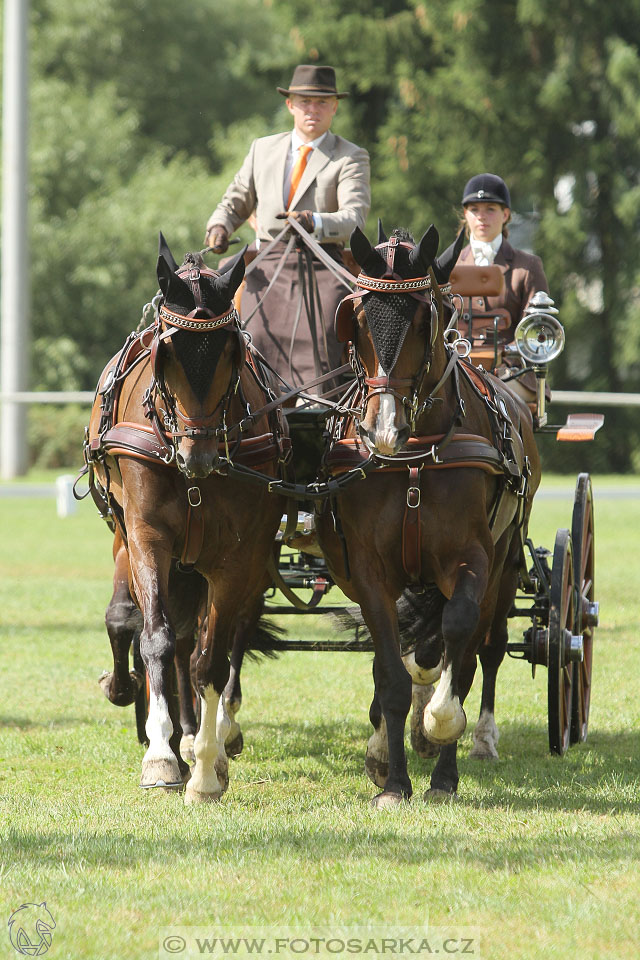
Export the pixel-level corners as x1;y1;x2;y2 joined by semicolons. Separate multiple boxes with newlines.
175;439;219;479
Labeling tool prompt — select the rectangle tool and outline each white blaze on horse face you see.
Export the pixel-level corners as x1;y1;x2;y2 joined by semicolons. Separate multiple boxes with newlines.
185;684;223;801
374;363;399;455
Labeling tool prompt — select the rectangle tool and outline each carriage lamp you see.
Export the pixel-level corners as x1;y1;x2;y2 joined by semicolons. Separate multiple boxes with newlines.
514;292;565;426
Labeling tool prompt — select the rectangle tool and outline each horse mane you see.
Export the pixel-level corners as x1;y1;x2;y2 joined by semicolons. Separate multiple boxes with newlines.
180;251;206;271
389;228;415;245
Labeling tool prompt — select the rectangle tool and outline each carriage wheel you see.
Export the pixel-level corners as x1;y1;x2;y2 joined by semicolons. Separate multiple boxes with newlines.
548;528;576;756
570;473;597;744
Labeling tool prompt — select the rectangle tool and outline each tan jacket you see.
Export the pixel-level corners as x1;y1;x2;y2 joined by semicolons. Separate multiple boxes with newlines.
206;131;370;246
458;239;549;339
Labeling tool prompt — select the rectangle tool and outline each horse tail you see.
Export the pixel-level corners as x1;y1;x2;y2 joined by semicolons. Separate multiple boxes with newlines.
244;616;287;660
330;586;446;659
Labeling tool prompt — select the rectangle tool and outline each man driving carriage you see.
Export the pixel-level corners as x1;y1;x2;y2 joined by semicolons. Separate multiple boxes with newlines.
205;64;371;387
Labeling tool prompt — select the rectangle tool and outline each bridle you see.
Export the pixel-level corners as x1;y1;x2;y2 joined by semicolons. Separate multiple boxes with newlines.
144;263;249;458
338;236;454;434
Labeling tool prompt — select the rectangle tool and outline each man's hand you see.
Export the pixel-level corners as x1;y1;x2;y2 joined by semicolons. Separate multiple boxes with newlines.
205;224;230;254
276;210;315;233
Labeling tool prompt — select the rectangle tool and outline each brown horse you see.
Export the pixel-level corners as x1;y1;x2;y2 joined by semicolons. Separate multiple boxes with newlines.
317;224;541;805
88;236;288;800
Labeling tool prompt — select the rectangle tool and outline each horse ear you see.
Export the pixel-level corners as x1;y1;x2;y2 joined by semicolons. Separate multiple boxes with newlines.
350;226;388;275
409;224;440;274
214;246;246;301
217;246;247;277
158;232;179;273
157;254;192;304
433;227;466;283
377;219;388;245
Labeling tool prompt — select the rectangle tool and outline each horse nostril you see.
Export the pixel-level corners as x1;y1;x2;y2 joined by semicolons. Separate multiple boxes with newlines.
397;425;410;447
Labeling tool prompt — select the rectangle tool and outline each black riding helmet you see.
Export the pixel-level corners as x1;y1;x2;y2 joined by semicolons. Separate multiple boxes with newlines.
462;173;511;208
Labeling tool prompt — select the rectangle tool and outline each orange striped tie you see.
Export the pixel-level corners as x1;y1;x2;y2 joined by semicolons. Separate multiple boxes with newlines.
287;144;312;209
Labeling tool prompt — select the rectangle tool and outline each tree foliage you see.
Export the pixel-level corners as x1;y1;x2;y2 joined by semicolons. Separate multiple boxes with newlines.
11;0;640;470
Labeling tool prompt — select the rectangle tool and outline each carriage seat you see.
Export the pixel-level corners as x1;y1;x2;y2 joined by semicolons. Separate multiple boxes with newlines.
449;264;512;369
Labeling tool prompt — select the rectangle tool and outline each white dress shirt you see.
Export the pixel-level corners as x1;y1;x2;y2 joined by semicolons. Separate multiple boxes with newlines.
470;234;503;266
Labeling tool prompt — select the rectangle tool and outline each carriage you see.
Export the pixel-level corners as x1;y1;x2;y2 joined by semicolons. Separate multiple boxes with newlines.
80;218;604;803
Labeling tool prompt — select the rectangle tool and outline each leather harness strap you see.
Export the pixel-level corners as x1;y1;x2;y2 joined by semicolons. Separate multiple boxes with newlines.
180;484;204;568
402;466;422;580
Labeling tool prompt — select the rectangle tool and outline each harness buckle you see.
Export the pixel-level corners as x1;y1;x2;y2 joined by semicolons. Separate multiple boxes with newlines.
187;485;202;507
407;486;421;508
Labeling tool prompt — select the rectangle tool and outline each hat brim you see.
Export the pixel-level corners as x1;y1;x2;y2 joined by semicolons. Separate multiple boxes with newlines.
278;86;349;99
463;192;509;206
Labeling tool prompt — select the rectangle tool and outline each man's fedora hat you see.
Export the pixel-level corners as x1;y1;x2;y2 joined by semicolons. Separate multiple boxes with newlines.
462;173;511;208
277;64;349;99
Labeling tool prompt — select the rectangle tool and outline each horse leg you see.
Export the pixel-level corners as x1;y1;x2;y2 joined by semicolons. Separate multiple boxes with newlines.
223;629;246;759
99;536;143;706
360;594;413;808
185;599;234;804
176;628;197;765
470;532;520;760
132;547;185;790
365;670;389;788
423;545;489;746
426;651;477;799
402;637;443;759
469;626;505;760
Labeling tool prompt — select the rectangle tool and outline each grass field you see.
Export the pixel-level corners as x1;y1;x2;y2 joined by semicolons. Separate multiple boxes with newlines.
1;474;639;959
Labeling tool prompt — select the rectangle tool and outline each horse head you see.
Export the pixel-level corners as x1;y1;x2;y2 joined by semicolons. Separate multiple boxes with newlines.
337;223;465;456
155;234;247;478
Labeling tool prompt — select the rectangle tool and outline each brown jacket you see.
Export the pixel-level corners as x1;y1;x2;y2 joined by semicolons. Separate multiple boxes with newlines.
457;239;549;341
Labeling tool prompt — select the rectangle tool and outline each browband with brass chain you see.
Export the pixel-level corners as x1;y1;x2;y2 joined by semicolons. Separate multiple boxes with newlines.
158;303;240;332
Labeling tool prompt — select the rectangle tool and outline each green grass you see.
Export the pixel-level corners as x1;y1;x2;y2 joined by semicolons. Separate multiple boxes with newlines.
1;477;639;959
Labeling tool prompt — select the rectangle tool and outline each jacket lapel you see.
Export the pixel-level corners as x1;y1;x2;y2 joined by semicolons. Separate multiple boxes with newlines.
289;132;334;209
494;239;513;277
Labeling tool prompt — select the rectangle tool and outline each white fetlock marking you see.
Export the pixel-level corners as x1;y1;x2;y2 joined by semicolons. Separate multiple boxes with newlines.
402;652;443;685
470;708;500;759
366;715;388;769
187;685;222;797
423;663;466;742
143;692;175;766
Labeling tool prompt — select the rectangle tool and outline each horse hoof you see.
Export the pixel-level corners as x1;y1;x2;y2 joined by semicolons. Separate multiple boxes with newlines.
184;783;222;805
98;669;142;707
140;758;182;790
469;743;499;761
180;733;196;765
371;791;407;809
364;754;388;789
402;653;443;685
424;787;458;803
225;731;244;758
423;700;467;745
469;712;500;759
